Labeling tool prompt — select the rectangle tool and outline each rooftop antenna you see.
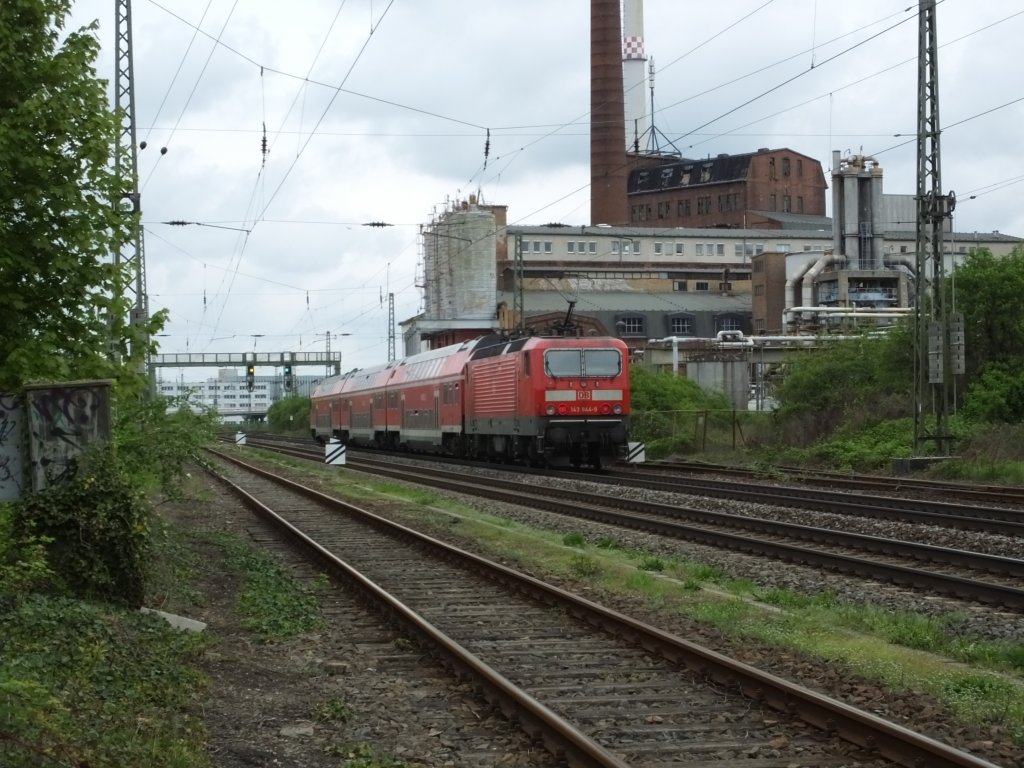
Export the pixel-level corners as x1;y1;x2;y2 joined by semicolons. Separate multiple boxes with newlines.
639;59;684;158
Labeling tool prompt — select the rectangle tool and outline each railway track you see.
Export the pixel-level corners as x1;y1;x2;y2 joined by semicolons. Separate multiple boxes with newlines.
230;437;1024;610
640;459;1024;508
203;447;1002;768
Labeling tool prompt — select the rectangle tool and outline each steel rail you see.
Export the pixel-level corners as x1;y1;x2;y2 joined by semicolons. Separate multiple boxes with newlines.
206;447;1003;768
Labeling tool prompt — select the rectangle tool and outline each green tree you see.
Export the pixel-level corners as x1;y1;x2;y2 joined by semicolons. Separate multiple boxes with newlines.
948;246;1024;377
770;327;914;445
267;395;311;433
943;246;1024;424
0;0;156;392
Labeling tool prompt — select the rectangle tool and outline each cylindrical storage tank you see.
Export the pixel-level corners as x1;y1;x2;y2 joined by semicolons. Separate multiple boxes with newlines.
831;151;843;256
843;168;860;268
422;233;439;317
870;162;885;269
450;205;498;320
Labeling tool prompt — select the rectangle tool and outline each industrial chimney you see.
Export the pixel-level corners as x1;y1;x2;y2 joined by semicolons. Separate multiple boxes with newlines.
591;0;629;226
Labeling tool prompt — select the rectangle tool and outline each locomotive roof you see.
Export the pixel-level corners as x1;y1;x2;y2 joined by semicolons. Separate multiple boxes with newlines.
310;333;628;398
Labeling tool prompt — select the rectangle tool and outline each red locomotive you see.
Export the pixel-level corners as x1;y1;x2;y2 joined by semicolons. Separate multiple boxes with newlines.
310;333;631;468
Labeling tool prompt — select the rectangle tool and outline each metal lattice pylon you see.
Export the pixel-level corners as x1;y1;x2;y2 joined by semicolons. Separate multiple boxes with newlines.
114;0;149;361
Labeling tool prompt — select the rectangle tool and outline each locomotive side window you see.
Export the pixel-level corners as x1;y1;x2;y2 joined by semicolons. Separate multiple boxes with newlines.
544;349;621;378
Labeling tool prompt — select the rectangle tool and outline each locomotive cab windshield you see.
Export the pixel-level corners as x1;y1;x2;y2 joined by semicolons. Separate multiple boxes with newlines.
544;348;622;378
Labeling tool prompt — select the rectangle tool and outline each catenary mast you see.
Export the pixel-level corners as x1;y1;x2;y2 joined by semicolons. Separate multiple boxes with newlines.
114;0;150;367
913;0;960;455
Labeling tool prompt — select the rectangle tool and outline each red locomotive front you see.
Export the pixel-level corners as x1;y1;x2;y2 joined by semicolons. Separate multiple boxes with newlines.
464;336;630;468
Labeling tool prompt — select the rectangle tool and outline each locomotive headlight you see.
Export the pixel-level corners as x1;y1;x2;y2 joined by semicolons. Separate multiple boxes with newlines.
546;405;556;415
612;404;623;415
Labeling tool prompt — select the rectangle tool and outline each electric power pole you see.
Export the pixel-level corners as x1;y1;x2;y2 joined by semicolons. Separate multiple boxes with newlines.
513;234;524;335
913;0;959;456
387;292;396;362
114;0;150;367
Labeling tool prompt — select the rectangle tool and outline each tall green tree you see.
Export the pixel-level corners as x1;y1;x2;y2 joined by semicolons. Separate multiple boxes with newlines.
948;245;1024;422
0;0;154;391
948;246;1024;377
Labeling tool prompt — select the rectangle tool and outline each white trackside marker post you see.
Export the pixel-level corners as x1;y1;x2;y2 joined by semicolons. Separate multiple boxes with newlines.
235;431;246;446
627;441;646;463
325;438;346;466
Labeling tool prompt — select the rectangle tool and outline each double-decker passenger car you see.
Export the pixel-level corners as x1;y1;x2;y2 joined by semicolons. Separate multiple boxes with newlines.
311;334;631;468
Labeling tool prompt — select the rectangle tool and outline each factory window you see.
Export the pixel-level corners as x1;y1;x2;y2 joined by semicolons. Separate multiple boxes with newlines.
619;316;645;336
578;241;587;252
543;241;552;254
696;243;704;256
777;243;791;253
695;281;709;291
632;240;640;255
797;196;804;213
654;242;663;255
567;241;575;254
797;158;804;176
673;280;688;292
716;243;725;256
782;157;791;177
589;241;597;254
700;164;712;183
768;157;776;180
754;285;765;296
669;316;694;335
782;195;791;212
900;245;908;253
532;240;541;253
675;242;684;255
718;316;742;332
770;194;777;211
678;199;691;217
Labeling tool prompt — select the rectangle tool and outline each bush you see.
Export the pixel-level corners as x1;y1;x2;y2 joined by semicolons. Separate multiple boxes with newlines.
267;395;311;433
11;448;151;607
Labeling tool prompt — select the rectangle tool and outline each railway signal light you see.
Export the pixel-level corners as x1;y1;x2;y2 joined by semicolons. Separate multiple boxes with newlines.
283;363;294;392
246;364;255;391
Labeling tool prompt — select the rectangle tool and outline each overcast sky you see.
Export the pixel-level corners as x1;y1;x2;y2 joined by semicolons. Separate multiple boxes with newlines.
65;0;1024;377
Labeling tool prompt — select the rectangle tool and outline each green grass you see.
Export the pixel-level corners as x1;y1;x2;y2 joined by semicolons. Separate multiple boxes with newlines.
324;741;410;767
0;595;210;768
206;532;324;642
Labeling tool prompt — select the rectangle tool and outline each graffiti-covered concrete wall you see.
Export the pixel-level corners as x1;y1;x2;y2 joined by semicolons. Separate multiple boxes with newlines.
26;380;112;492
0;393;25;501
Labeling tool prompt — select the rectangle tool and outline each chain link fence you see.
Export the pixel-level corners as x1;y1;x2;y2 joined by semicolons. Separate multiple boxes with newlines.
631;408;777;460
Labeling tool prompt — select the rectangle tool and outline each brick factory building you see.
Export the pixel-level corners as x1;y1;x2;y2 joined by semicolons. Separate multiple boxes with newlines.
626;148;828;229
